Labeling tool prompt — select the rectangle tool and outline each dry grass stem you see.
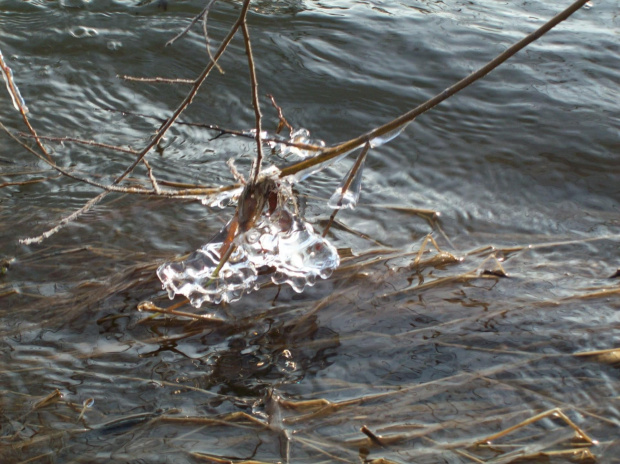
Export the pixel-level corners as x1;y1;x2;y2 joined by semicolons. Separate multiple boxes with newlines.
475;408;595;446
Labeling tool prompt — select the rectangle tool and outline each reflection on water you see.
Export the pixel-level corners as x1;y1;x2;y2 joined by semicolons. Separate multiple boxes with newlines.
1;0;619;462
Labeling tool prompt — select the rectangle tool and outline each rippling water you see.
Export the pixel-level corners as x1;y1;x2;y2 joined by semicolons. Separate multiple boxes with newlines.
1;0;619;462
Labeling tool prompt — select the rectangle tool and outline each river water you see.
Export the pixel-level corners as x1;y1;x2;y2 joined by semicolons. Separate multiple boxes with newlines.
1;0;619;462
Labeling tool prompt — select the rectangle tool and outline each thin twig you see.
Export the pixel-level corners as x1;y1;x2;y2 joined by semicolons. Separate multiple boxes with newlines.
241;19;264;185
1;49;53;163
1;122;151;195
278;0;591;178
18;133;140;155
20;192;108;245
201;0;224;74
267;93;294;134
143;158;161;194
0;176;60;189
20;0;253;244
118;75;194;84
116;0;253;184
166;1;216;48
102;106;324;151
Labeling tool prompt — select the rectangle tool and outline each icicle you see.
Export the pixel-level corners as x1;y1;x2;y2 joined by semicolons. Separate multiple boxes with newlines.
328;155;366;210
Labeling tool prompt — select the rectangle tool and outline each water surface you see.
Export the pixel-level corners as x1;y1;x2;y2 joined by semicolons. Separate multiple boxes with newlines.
1;0;619;462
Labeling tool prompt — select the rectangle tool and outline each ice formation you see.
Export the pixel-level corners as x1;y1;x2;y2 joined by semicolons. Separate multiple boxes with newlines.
157;205;340;307
328;154;366;210
272;128;325;160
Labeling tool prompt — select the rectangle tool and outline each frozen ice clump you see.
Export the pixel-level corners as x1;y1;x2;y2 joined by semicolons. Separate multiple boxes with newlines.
273;128;325;160
369;123;409;148
156;240;260;306
157;206;340;308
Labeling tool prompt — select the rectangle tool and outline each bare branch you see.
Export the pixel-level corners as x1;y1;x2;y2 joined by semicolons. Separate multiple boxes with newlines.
267;93;293;134
241;19;264;185
278;0;591;179
166;1;217;48
1;122;151;195
115;0;253;184
201;0;224;74
143;158;161;194
20;191;108;245
18;133;140;155
103;106;324;151
19;0;253;244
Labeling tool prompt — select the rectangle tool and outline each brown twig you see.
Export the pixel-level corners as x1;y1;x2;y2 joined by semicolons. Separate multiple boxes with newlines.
278;0;591;179
267;93;294;134
118;75;195;84
115;0;252;185
1;49;53;163
20;191;109;245
166;1;217;48
142;158;161;194
1;122;151;195
241;19;264;185
201;0;224;74
18;133;140;155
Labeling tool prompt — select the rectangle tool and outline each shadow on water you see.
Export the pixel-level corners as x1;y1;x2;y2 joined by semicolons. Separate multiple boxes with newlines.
1;0;620;462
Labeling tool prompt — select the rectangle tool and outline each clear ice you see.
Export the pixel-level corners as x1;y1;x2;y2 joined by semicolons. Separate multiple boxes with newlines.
157;206;340;307
328;155;366;210
272;128;325;161
369;123;409;148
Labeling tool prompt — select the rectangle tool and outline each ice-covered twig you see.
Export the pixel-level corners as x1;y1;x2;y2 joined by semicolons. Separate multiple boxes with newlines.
322;142;370;237
1;48;52;163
